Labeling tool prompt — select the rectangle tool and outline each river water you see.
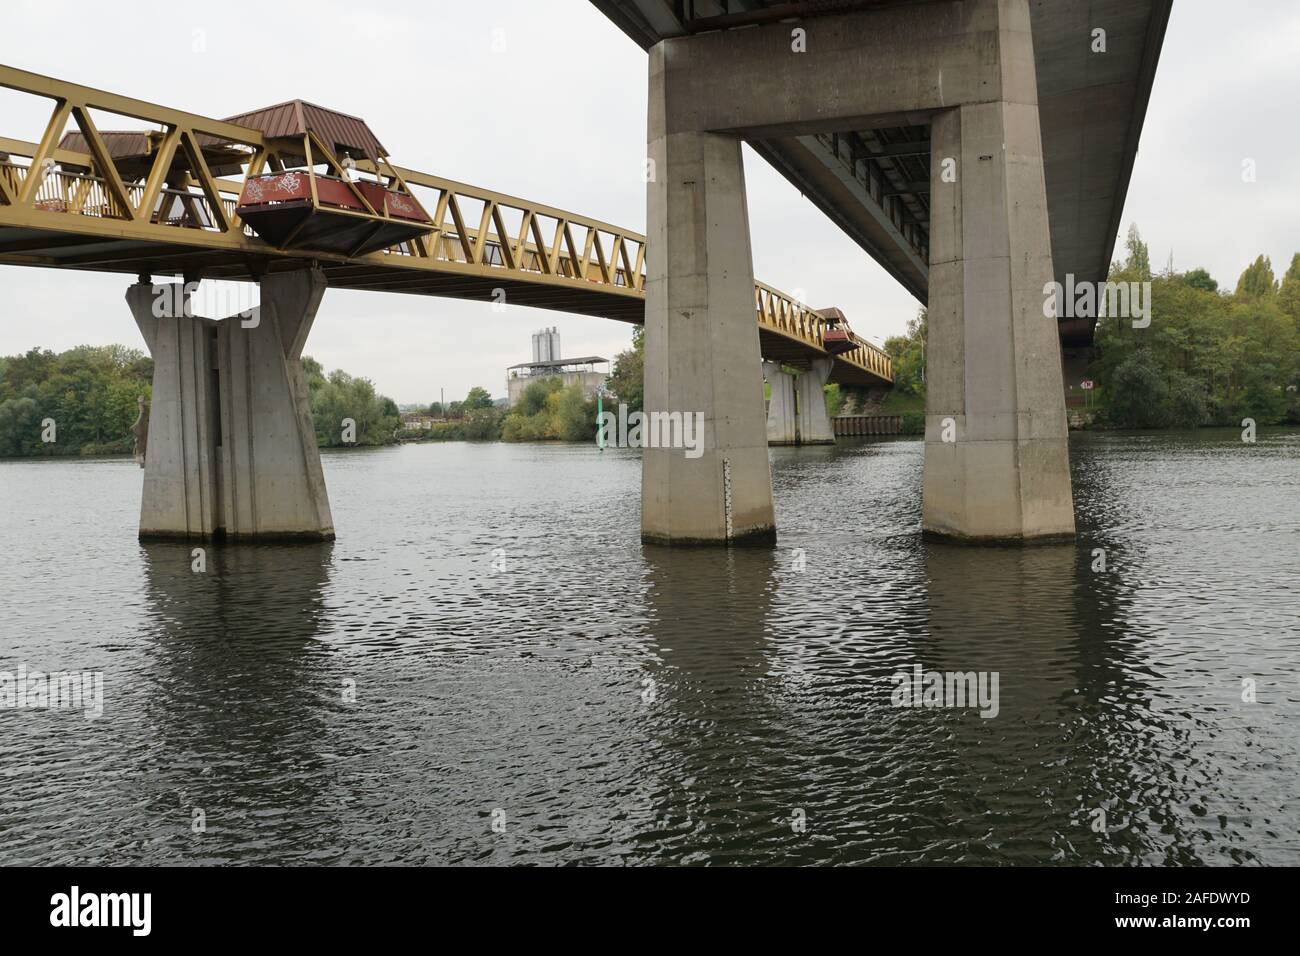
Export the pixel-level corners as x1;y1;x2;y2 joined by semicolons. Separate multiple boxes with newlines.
1;429;1297;865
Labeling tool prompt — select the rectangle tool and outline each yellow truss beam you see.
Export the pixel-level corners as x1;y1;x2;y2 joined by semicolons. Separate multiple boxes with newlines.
135;125;180;222
0;64;264;145
16;99;71;205
69;104;135;219
0;63;891;383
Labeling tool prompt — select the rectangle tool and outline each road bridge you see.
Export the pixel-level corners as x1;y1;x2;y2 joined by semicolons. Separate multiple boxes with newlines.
591;0;1171;543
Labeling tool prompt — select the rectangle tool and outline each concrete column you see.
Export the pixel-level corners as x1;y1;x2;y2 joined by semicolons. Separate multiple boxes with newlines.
922;1;1075;541
641;42;775;546
127;268;334;540
128;281;218;538
763;360;797;445
795;358;835;445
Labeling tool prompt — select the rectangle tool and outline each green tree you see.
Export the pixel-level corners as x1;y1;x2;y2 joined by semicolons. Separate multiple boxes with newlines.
1225;298;1295;423
306;362;401;447
1234;254;1277;301
1278;253;1300;330
500;377;597;442
1183;267;1219;294
0;396;42;456
550;383;597;441
517;376;562;415
0;347;405;457
1107;349;1170;427
463;386;494;410
1091;241;1300;428
824;383;843;418
462;406;504;440
303;355;327;391
0;344;152;457
606;327;644;412
1122;223;1152;281
883;309;927;396
1165;372;1208;429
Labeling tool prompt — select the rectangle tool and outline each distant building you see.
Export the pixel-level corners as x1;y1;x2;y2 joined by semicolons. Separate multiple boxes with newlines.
532;327;561;364
507;330;609;406
400;412;437;430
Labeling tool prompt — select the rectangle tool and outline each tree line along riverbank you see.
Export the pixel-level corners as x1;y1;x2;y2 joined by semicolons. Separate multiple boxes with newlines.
3;227;1296;458
881;226;1300;430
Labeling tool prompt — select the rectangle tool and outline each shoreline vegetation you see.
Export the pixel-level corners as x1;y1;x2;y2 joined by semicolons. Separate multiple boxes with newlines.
0;350;408;458
1080;227;1300;429
2;225;1295;459
397;326;644;446
880;226;1300;432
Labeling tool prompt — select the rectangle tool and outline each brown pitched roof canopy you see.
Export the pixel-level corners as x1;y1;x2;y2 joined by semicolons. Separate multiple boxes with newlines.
53;101;390;177
57;131;155;159
56;128;249;177
223;100;388;165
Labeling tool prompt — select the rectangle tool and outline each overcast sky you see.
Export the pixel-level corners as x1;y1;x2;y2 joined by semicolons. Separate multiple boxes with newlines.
1;0;1297;404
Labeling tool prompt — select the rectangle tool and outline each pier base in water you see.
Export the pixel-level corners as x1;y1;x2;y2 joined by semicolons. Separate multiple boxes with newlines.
126;268;334;541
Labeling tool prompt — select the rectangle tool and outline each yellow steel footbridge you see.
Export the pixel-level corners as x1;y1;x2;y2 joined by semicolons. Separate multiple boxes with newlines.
0;64;890;386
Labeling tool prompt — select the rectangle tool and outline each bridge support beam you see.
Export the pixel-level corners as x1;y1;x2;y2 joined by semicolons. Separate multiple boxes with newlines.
127;268;334;541
763;361;797;445
642;43;775;546
795;358;835;445
922;11;1075;541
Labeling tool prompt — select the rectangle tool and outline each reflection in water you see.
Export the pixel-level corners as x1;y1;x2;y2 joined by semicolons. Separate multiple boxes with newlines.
640;546;781;863
136;542;341;862
914;542;1083;860
0;430;1296;864
916;542;1199;863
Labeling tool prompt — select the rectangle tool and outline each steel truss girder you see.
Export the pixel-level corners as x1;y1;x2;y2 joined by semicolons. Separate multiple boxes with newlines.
0;63;891;385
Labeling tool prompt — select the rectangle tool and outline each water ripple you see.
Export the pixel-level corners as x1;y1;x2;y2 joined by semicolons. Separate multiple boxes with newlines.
0;431;1296;865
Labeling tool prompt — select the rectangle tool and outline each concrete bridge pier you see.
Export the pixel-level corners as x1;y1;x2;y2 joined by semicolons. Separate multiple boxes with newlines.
795;358;835;445
764;359;834;446
922;8;1075;541
633;0;1078;542
641;44;775;546
762;361;797;445
126;268;334;541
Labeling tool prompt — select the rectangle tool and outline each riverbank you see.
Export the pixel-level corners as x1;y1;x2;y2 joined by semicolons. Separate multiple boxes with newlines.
8;417;1298;459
